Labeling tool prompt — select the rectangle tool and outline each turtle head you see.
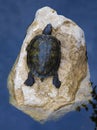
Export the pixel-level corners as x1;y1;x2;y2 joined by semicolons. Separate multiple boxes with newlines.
42;24;52;35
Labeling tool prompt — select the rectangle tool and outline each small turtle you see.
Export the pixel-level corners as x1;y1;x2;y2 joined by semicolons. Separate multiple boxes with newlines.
24;24;61;88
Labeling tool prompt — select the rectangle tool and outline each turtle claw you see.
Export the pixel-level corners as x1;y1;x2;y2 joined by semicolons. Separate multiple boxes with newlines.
24;71;35;86
53;73;61;88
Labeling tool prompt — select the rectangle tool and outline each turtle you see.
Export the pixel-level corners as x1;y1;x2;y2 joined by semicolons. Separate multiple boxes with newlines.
24;24;61;88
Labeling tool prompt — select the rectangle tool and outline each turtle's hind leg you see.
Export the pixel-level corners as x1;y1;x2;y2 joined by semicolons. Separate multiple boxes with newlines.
24;71;35;86
53;73;61;88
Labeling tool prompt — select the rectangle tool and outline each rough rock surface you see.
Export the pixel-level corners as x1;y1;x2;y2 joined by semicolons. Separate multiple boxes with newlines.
7;7;92;122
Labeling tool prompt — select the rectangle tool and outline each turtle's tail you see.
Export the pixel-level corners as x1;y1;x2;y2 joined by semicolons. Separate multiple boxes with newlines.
40;78;44;82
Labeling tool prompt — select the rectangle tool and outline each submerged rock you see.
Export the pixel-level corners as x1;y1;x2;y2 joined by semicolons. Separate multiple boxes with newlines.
7;7;92;122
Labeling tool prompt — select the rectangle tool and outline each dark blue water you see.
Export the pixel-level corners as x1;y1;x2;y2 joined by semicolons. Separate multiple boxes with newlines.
0;0;97;130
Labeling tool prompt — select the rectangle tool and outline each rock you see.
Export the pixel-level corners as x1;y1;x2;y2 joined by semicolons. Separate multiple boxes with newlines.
7;6;92;122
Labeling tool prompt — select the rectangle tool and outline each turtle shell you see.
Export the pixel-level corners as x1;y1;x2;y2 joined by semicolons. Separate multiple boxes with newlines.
26;34;61;79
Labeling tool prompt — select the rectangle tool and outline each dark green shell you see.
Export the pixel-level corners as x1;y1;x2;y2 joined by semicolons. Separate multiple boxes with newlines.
26;34;61;79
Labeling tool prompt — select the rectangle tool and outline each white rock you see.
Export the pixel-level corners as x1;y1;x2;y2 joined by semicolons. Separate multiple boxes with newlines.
7;6;92;122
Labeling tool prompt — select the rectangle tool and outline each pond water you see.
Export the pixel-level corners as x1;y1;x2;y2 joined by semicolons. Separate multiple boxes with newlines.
0;0;97;130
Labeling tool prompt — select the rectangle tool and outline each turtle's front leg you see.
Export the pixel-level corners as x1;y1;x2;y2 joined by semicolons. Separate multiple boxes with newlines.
24;71;35;86
53;73;61;88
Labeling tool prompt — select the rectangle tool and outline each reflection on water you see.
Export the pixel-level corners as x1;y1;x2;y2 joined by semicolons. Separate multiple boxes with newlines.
76;83;97;130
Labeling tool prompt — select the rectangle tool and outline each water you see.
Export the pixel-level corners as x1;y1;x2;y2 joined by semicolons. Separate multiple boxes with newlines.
0;0;97;130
